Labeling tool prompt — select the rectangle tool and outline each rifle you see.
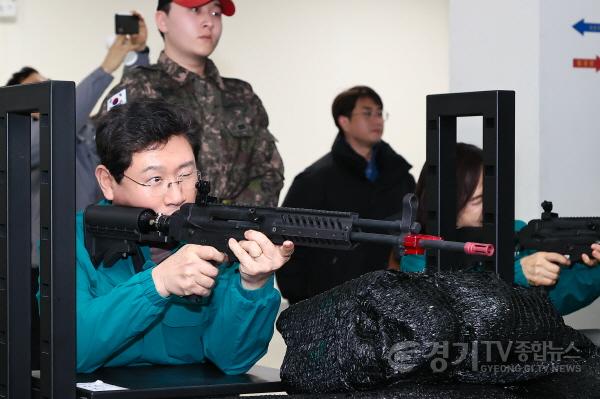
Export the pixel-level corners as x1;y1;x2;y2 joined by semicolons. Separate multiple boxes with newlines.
517;201;600;263
84;181;494;270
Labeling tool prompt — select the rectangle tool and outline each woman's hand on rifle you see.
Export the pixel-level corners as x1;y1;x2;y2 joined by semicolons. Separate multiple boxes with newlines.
520;252;570;286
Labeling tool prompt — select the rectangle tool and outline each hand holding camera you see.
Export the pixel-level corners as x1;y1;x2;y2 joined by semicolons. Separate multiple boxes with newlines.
102;11;148;73
115;11;148;52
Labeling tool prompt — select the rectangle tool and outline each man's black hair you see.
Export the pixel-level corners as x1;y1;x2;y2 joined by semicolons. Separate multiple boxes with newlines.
331;86;383;134
95;100;198;183
156;1;171;39
6;66;39;86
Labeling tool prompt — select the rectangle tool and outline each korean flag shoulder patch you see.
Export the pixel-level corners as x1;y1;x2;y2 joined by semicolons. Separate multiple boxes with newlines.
107;89;127;111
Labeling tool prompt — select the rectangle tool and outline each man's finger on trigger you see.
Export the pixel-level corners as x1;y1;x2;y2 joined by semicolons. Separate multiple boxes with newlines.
545;252;570;265
194;245;226;263
228;238;254;265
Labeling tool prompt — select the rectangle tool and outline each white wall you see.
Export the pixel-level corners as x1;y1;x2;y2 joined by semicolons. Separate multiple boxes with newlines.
0;0;450;202
449;0;541;222
540;0;600;216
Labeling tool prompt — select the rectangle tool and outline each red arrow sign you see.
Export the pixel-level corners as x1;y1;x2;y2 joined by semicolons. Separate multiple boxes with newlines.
573;56;600;71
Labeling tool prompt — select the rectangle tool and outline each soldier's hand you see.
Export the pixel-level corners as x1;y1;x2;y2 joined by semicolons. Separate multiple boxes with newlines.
581;243;600;267
228;230;294;290
151;244;225;298
520;252;570;286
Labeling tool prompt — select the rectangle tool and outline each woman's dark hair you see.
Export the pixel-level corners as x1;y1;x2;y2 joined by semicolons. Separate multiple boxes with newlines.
415;142;483;233
6;66;39;86
95;100;198;182
331;86;383;133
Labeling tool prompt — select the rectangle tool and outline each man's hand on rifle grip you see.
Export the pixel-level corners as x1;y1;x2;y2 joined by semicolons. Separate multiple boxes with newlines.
151;244;225;298
228;230;295;290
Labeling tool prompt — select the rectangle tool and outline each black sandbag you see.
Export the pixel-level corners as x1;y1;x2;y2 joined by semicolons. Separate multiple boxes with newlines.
277;270;597;393
277;271;459;393
432;273;595;383
230;353;600;398
209;352;600;398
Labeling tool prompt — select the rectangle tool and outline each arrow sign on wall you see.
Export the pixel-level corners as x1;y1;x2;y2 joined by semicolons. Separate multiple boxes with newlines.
573;57;600;71
573;19;600;35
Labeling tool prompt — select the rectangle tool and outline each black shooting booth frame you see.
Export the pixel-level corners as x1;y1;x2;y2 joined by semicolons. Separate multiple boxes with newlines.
0;81;77;399
424;90;515;282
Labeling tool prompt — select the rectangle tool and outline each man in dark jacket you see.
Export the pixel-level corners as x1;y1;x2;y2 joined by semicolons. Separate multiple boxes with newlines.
276;86;416;304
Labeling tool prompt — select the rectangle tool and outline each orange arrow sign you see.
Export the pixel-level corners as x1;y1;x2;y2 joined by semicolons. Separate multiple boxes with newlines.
573;56;600;71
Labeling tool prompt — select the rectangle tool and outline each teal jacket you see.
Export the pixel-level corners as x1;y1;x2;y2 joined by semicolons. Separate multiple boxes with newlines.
401;221;600;316
75;211;280;373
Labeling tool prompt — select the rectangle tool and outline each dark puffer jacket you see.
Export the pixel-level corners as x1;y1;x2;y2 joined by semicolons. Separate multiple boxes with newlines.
276;133;416;303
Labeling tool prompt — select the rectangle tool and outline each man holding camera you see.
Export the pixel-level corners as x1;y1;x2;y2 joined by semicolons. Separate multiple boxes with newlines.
98;0;284;207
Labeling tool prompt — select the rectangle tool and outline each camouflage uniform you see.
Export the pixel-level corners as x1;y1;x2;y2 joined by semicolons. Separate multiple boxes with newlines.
98;51;284;206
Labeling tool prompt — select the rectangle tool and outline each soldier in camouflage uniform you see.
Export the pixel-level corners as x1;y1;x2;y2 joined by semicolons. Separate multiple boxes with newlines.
97;0;283;206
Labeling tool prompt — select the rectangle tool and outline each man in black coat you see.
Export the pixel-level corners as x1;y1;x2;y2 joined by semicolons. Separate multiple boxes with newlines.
276;86;416;304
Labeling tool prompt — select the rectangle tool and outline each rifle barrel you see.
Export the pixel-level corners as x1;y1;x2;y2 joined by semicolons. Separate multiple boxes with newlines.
419;239;494;256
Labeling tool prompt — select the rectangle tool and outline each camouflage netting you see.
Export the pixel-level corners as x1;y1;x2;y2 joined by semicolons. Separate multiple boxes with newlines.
276;271;598;394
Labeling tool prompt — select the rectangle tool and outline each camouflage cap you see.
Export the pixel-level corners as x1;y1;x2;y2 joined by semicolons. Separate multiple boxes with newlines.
157;0;235;16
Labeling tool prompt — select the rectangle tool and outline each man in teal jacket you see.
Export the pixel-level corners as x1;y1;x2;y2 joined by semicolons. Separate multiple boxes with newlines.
76;100;294;373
